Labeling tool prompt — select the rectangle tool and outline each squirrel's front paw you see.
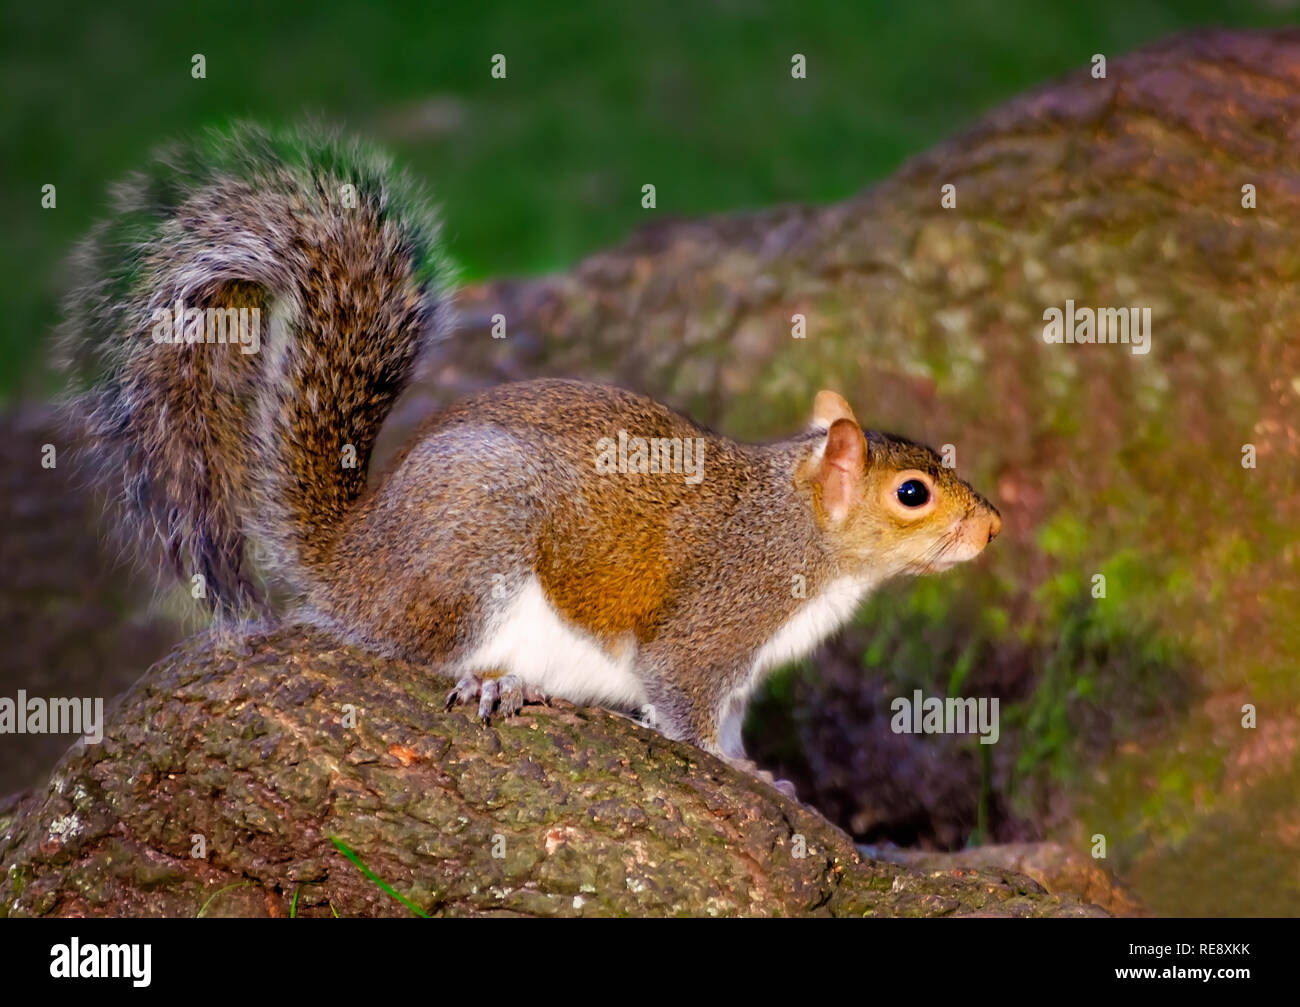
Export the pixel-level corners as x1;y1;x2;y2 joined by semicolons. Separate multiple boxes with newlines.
723;755;799;800
444;672;547;724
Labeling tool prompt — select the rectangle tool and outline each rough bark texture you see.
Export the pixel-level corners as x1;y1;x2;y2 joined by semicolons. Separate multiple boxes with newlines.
865;842;1145;918
0;628;1101;917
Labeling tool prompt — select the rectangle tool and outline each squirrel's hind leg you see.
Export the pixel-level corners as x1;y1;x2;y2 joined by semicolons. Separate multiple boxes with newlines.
638;656;801;800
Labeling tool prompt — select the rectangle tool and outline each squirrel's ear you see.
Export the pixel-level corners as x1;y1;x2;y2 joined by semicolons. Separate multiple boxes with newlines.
817;418;867;523
811;390;858;430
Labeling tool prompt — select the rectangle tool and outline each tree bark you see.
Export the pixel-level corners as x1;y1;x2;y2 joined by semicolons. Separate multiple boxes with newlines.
0;628;1100;917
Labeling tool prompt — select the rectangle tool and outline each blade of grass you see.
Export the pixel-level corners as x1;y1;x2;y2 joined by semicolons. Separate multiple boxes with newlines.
197;881;255;918
329;835;430;918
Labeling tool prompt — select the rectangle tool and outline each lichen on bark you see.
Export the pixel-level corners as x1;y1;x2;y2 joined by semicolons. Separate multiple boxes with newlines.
0;628;1101;917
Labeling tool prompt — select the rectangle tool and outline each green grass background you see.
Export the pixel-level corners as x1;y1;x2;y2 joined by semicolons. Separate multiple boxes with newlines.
2;0;1293;399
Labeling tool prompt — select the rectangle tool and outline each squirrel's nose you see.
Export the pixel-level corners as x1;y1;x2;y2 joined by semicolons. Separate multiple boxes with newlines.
986;510;1002;543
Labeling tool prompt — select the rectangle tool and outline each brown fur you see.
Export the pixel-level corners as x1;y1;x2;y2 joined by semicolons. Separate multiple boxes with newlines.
313;379;999;753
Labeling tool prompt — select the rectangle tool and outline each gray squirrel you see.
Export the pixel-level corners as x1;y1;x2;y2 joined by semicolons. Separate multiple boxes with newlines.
61;124;1001;787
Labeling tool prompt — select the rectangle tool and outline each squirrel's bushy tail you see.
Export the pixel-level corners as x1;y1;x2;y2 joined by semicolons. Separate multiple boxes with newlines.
59;123;454;614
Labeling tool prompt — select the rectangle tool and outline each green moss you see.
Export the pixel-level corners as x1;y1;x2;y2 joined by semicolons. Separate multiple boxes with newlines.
1010;592;1196;791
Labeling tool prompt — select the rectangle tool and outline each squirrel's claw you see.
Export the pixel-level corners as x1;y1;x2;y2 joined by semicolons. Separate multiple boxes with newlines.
444;672;547;724
477;678;501;723
444;674;482;711
724;755;799;800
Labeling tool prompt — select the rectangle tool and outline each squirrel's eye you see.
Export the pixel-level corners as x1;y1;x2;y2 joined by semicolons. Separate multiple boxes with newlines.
896;479;930;508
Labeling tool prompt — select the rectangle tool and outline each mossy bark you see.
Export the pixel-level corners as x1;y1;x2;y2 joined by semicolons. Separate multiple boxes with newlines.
0;628;1100;917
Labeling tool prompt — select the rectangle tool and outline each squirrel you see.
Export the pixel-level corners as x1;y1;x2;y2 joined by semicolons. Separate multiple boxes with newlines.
60;123;1002;788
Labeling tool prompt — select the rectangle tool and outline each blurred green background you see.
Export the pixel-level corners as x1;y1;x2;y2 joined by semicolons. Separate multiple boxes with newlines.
3;0;1295;399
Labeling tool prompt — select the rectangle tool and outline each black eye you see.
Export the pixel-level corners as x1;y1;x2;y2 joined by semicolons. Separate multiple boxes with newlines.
896;479;930;508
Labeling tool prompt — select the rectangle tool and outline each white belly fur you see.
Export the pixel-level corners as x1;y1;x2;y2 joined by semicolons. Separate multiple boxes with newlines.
717;574;878;758
750;574;878;677
457;576;648;710
458;573;874;756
